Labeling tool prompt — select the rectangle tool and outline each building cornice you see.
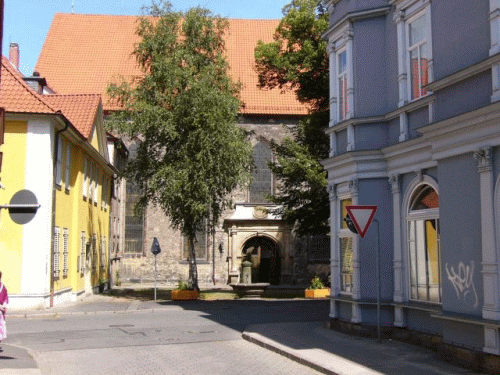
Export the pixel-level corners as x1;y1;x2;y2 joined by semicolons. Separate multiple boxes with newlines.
425;52;500;92
326;95;434;134
321;149;388;183
322;6;391;40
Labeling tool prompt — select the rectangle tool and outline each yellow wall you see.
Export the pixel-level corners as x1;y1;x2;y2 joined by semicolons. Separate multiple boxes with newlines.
53;136;112;294
0;121;28;294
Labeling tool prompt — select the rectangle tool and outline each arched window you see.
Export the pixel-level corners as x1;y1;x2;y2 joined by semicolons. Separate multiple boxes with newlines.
249;141;273;203
407;184;441;303
124;140;145;256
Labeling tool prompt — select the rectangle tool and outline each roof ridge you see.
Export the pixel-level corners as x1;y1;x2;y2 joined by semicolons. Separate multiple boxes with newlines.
1;56;59;114
54;12;279;21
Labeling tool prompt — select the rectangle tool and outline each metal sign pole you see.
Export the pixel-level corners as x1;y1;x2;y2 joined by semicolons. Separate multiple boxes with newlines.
154;254;157;301
150;237;161;301
373;219;381;343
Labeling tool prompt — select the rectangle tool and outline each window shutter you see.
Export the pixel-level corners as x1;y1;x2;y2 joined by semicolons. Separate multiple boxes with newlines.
53;227;61;278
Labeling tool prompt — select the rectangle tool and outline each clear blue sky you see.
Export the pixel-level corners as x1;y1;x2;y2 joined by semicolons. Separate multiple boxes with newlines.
3;0;289;76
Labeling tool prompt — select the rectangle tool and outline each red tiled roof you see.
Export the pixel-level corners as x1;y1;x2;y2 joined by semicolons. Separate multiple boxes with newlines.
45;94;101;139
0;56;101;140
0;56;57;114
36;13;308;115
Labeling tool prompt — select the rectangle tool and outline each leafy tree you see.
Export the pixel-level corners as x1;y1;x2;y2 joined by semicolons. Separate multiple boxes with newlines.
107;1;253;291
254;0;330;236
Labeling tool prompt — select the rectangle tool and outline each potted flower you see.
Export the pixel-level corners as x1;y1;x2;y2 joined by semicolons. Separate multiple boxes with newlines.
305;276;330;299
170;279;199;300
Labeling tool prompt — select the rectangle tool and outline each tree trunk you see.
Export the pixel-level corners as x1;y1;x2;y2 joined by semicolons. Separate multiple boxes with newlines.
188;235;200;292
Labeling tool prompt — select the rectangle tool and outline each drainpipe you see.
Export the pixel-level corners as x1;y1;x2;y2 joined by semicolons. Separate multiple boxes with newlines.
49;116;69;307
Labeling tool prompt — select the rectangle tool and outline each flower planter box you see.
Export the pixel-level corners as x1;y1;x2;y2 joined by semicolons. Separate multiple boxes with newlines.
305;288;330;299
171;290;199;300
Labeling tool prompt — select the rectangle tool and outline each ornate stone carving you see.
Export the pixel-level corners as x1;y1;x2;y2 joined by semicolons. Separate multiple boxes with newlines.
326;1;335;15
474;147;493;173
348;179;358;195
393;10;405;23
327;39;336;55
327;183;336;201
252;206;268;219
389;174;400;194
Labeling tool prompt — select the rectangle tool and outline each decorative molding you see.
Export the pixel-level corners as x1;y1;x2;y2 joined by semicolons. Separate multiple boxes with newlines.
415;169;423;182
252;206;268;219
393;10;405;23
322;6;391;41
348;179;358;196
474;147;493;173
389;174;401;194
426;52;500;92
326;0;335;15
328;183;336;201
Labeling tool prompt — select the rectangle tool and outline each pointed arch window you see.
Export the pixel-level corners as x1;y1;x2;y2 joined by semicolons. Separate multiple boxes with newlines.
249;140;273;203
407;184;441;303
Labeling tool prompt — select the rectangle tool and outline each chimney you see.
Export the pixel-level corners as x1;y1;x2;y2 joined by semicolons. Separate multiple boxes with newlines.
23;71;47;95
9;43;19;70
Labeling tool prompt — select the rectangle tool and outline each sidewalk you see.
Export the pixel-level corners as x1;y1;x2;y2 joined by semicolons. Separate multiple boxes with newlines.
2;287;490;375
243;322;485;375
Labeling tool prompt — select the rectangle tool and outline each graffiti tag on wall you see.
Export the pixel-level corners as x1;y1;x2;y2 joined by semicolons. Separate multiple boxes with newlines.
445;261;478;308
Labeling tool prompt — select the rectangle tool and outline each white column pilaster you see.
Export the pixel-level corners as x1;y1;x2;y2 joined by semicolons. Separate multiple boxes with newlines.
329;183;339;319
474;148;500;355
390;174;407;327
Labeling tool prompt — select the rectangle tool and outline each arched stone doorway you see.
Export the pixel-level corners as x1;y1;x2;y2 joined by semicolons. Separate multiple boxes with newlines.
241;236;281;285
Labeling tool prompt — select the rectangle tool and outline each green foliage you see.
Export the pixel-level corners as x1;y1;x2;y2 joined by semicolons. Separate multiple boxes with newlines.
308;275;325;290
107;1;253;291
176;278;191;291
255;0;330;236
115;270;121;286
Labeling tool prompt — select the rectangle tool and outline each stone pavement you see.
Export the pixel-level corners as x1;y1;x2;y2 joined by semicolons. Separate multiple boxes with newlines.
1;287;490;375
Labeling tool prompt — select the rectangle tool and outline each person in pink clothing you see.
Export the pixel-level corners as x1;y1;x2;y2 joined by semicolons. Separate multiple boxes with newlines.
0;271;8;342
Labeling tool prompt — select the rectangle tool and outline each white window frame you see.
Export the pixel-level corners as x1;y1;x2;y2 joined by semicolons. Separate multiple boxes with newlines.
89;162;94;202
490;0;500;102
93;165;99;204
62;228;69;277
100;236;107;272
53;226;61;278
403;179;442;304
92;234;97;271
338;196;355;295
80;231;86;274
337;48;349;123
65;143;71;192
327;22;354;126
55;138;63;187
83;157;88;199
393;0;433;107
405;10;430;101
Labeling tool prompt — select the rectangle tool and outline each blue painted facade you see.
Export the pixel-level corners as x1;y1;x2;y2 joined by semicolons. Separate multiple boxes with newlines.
323;0;500;355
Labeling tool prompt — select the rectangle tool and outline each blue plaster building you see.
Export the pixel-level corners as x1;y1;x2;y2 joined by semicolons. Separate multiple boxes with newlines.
323;0;500;361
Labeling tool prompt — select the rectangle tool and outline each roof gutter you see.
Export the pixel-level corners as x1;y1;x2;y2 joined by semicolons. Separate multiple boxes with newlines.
49;113;69;307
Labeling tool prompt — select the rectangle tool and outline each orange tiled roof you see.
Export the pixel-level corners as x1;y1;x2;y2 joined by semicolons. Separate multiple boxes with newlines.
0;56;57;114
0;56;101;141
45;94;101;139
36;13;309;115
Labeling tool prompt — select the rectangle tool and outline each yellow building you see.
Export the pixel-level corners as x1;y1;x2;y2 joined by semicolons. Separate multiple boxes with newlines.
0;56;115;308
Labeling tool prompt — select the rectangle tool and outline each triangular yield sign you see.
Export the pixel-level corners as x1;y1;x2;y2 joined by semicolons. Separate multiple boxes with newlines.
345;205;377;238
